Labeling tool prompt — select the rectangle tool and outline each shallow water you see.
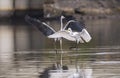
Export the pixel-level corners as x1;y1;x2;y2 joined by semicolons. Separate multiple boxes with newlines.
0;47;120;78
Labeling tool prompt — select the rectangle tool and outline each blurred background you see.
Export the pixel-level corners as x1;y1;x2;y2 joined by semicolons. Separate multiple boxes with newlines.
0;0;120;78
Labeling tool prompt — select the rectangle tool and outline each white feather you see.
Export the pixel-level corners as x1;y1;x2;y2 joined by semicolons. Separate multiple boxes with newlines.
48;31;76;41
80;29;92;42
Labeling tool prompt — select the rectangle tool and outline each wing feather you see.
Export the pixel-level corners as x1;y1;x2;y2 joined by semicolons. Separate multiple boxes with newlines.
25;15;56;36
63;20;85;32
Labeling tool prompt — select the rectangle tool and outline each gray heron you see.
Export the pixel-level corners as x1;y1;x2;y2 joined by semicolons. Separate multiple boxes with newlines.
25;15;92;76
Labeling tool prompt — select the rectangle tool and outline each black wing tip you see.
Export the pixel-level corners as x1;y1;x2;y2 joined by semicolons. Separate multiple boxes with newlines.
25;15;34;24
25;15;31;22
25;15;42;25
25;15;55;37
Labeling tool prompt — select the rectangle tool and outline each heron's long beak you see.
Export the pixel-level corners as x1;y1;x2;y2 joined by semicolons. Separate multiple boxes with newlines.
80;29;92;43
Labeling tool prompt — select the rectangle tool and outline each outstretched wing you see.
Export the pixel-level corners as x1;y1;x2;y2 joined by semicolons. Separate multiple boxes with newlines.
25;15;56;36
63;20;92;42
63;20;85;32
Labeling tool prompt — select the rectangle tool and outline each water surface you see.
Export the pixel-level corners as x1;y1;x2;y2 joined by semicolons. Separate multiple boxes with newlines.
0;17;120;78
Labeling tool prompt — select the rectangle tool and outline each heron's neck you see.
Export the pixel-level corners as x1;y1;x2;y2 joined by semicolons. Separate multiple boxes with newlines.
60;16;64;31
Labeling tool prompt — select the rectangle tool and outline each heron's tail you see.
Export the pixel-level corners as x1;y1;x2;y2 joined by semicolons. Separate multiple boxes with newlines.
25;15;55;36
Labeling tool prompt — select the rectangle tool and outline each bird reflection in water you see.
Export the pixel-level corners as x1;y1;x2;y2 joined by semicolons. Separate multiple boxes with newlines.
25;15;92;78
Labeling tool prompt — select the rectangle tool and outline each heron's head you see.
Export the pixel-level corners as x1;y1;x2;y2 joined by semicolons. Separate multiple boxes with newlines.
67;28;73;35
61;15;65;19
67;28;72;33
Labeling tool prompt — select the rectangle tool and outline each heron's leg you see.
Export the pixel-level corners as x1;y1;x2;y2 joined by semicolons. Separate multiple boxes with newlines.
75;40;79;73
54;39;59;69
60;39;63;70
75;41;85;78
69;40;79;49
